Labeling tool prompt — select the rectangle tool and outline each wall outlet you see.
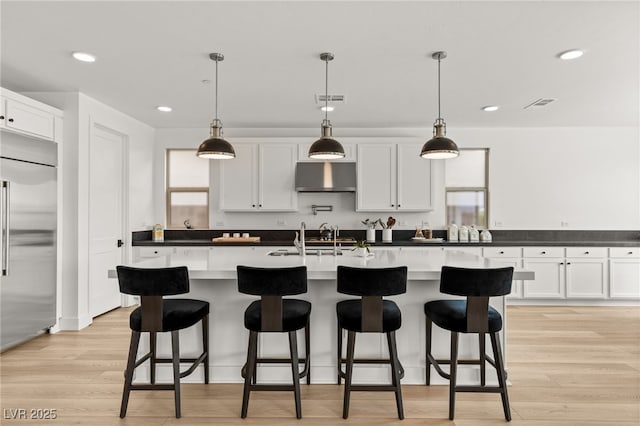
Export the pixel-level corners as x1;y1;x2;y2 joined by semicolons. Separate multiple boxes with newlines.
215;221;224;227
561;221;569;227
494;221;503;227
277;220;287;226
398;220;408;226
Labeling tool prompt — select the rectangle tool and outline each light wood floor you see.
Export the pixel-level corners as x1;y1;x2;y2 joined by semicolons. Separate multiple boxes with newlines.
1;306;639;425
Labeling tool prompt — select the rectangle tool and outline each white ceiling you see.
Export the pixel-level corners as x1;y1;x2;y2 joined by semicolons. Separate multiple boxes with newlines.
1;1;638;129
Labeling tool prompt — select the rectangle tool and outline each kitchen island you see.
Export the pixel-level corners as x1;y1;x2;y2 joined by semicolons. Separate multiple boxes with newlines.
110;246;534;386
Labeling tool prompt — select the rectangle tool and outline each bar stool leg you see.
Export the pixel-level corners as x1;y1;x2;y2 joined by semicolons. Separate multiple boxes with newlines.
342;331;356;419
337;324;343;385
490;332;512;421
120;331;140;418
150;332;157;384
479;332;486;387
387;331;404;420
252;333;258;385
202;315;210;384
289;331;302;419
449;331;459;421
241;331;258;418
304;320;311;385
171;330;181;418
425;317;433;385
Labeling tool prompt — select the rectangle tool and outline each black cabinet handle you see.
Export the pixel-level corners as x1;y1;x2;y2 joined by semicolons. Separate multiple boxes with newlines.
566;262;571;265
397;204;401;207
541;251;547;254
7;118;13;122
0;115;4;120
252;204;255;208
584;251;589;254
499;251;504;254
117;239;124;247
391;204;395;207
259;204;262;207
560;262;564;265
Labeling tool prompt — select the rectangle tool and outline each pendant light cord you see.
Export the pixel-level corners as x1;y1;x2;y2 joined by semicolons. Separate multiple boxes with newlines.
437;55;441;121
324;57;329;123
215;58;219;121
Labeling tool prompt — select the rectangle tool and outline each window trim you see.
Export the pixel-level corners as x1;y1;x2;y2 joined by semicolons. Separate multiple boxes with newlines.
166;149;210;229
444;148;489;228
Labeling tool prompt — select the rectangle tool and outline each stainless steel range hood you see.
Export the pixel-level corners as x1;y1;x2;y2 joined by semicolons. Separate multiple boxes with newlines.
295;162;356;192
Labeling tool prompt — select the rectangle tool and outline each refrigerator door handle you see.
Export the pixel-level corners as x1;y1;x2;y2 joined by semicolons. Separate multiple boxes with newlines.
1;180;9;276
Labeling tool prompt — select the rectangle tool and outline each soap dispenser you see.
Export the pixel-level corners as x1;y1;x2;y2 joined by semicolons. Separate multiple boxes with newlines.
480;229;492;242
469;225;480;242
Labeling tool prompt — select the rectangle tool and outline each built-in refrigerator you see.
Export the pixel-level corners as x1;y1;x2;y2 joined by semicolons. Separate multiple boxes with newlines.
1;133;57;351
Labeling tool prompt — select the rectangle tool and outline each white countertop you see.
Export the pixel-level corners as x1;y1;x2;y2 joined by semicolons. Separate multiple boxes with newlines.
114;247;535;281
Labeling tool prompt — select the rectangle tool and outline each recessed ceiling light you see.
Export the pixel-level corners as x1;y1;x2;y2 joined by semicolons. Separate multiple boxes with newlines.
72;51;96;63
482;105;499;112
157;106;172;112
320;106;335;112
558;49;584;60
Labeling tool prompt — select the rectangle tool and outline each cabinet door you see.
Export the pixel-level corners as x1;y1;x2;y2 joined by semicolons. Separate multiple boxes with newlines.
356;144;396;211
259;144;298;211
396;144;432;211
219;144;258;211
4;98;55;140
523;258;565;298
565;258;607;298
609;259;640;299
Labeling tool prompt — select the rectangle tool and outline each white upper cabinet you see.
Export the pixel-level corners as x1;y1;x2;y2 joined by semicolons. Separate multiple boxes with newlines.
357;143;432;212
0;88;62;142
219;143;298;212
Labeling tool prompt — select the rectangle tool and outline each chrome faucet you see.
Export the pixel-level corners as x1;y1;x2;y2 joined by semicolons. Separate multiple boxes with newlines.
294;221;306;257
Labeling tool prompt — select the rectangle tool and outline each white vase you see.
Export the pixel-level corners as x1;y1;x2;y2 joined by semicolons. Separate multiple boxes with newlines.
366;228;376;243
355;247;368;257
382;228;392;243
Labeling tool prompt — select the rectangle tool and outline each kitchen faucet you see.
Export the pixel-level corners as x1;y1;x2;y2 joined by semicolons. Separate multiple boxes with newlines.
294;221;306;256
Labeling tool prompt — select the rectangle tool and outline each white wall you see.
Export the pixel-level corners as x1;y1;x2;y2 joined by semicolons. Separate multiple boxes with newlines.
25;92;155;330
155;126;640;231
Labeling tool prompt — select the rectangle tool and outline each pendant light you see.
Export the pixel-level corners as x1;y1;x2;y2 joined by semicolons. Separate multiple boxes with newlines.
420;51;459;159
308;52;345;159
197;53;235;159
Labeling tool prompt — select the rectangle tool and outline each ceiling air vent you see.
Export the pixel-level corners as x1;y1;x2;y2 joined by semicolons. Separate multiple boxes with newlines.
524;98;557;109
315;94;346;104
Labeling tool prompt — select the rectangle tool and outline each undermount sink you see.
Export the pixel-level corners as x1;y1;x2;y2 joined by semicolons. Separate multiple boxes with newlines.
267;249;344;256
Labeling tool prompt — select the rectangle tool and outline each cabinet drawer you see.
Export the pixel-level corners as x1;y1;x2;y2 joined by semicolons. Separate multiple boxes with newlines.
483;247;521;258
565;247;607;258
522;247;564;258
609;247;640;258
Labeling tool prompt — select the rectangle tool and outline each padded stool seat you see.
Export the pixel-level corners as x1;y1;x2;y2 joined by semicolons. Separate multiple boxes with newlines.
337;299;402;332
424;300;502;333
129;299;210;332
244;299;311;332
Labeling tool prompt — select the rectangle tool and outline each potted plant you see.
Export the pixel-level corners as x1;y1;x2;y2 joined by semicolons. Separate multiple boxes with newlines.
352;240;371;257
361;219;377;243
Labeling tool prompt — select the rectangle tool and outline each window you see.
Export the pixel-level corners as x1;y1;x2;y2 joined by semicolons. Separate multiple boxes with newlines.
445;149;488;228
166;149;210;229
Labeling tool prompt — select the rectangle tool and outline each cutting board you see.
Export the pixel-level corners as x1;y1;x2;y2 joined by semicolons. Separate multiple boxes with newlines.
212;236;261;243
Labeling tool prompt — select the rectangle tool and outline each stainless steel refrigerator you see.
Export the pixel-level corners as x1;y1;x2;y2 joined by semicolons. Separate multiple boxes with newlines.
1;133;57;351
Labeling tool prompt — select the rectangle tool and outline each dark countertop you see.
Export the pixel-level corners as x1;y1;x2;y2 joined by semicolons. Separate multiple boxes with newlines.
133;239;639;248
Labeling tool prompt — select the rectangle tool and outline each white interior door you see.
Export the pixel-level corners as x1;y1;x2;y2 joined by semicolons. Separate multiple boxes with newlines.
89;124;125;317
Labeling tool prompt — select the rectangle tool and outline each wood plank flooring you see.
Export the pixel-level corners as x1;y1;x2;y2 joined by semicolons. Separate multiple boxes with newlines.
1;306;639;425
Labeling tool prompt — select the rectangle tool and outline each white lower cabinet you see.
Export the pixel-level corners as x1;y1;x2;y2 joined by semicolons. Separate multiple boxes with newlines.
609;247;640;299
483;247;523;299
523;247;565;299
565;247;607;298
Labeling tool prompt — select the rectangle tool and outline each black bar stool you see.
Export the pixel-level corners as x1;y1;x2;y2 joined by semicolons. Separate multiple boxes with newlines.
336;265;407;420
116;266;209;418
236;265;311;419
425;266;514;421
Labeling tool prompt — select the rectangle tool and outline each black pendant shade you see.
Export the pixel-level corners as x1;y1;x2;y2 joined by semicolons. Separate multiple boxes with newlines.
421;51;459;160
309;123;345;159
420;120;459;159
197;53;235;159
197;130;235;159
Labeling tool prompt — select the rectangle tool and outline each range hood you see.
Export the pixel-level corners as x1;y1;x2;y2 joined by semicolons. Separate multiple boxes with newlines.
295;162;356;192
